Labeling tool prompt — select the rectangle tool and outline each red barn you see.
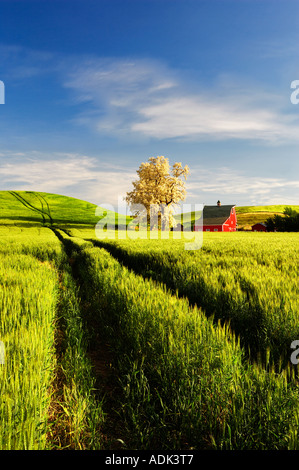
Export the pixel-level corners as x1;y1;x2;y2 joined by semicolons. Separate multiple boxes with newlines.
252;223;267;232
194;203;237;232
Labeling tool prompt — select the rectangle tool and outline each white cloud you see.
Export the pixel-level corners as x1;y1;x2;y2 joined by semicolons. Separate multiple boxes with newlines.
132;97;290;141
0;44;55;80
2;45;298;144
0;152;135;211
63;57;299;144
1;153;297;209
185;166;299;206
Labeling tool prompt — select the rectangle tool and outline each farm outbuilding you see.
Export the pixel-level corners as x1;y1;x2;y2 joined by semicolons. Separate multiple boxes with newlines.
252;223;267;232
194;203;237;232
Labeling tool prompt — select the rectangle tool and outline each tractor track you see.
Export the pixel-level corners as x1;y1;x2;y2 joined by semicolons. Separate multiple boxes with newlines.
50;227;129;450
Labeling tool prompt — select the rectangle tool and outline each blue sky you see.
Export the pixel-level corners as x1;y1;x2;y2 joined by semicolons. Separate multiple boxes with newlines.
0;0;299;213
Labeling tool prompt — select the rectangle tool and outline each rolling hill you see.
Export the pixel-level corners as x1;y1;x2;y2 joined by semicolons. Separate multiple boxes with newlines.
1;190;297;230
173;204;299;230
235;205;299;230
0;190;131;227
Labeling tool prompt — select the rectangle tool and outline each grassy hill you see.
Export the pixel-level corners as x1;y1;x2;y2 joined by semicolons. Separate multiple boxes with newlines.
1;191;297;230
235;205;299;230
236;205;299;214
0;190;131;228
174;204;299;230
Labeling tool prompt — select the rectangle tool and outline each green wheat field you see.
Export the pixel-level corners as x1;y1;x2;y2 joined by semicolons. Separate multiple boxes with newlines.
0;190;299;450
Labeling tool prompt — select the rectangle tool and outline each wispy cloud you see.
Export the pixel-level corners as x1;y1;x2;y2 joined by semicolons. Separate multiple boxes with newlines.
0;44;55;81
0;151;135;209
63;58;178;136
63;57;299;144
1;152;298;209
186;166;299;206
1;45;298;144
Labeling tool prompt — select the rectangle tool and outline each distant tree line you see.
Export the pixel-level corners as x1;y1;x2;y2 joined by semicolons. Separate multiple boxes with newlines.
266;207;299;232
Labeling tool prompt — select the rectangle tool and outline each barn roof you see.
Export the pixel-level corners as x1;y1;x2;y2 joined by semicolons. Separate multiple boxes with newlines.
252;222;267;227
202;205;235;225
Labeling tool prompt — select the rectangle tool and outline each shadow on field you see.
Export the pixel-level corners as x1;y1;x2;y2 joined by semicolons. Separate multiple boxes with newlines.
87;238;291;373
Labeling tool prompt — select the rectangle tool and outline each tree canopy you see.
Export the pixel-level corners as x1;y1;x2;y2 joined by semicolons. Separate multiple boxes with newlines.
266;207;299;232
125;156;189;229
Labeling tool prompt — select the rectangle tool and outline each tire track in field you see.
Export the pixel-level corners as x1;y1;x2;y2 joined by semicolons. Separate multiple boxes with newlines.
9;190;46;223
8;191;52;224
50;228;128;450
59;231;299;373
85;238;274;366
45;231;105;449
27;191;54;225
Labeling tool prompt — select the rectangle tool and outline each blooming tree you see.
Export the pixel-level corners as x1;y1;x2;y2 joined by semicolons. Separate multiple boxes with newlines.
125;156;189;230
